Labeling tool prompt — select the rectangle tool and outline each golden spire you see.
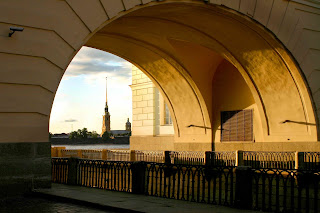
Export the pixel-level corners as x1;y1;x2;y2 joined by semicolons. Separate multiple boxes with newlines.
105;77;108;113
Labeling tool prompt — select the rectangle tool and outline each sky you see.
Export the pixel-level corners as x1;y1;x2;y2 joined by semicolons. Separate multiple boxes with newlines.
49;47;132;134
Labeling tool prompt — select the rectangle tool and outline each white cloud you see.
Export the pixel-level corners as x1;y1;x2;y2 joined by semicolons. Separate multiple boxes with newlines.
65;119;77;122
65;46;132;78
50;47;133;134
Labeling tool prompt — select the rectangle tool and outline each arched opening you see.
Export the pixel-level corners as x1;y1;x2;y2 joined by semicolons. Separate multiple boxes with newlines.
50;47;133;147
1;0;319;200
0;1;317;149
82;2;317;151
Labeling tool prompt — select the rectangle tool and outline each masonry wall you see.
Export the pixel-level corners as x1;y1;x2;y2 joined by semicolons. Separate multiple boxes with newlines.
130;66;174;150
131;66;156;136
0;0;319;197
0;142;51;198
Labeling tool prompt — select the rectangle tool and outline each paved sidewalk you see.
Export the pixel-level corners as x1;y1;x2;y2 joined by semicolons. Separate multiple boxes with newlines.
33;184;259;213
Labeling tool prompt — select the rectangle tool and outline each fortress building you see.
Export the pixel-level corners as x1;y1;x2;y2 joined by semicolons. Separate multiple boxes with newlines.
126;118;131;132
102;77;111;135
101;77;131;137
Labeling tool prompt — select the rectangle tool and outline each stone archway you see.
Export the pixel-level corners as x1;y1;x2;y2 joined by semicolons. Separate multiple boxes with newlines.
0;0;319;195
0;0;318;144
86;2;318;150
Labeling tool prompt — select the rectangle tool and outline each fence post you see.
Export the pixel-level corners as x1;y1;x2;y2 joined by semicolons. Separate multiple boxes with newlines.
164;151;171;164
130;150;136;161
295;151;305;170
102;149;108;160
77;150;82;158
131;161;146;194
67;157;79;185
236;150;244;167
57;147;64;157
51;147;56;157
205;151;212;167
235;166;252;209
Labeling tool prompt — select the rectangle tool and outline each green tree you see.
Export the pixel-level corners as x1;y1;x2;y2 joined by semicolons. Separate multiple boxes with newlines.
102;131;110;141
69;131;79;140
69;128;92;140
80;128;88;139
89;131;99;139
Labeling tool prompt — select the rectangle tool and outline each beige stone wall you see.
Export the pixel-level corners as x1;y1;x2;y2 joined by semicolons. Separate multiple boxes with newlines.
212;59;262;142
130;65;175;150
131;65;156;136
130;136;174;151
1;0;320;198
130;65;174;139
0;0;318;150
210;0;320;132
86;1;319;146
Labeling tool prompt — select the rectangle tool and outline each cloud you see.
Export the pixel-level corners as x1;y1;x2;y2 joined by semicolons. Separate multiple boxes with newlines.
50;47;133;133
65;47;132;78
65;119;77;122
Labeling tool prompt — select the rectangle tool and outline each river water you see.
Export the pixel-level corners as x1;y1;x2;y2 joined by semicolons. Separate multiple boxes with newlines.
52;144;130;150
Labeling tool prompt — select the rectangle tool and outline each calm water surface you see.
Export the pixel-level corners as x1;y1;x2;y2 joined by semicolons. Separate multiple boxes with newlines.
52;144;129;150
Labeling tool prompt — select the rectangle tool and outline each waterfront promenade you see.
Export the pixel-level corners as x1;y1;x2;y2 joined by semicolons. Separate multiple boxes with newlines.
34;183;259;213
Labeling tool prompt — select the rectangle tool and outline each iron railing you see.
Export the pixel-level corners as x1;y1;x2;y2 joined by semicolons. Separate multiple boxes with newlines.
244;151;296;169
52;157;320;213
52;158;69;184
135;150;164;163
52;148;320;170
107;150;130;161
60;149;78;158
81;149;103;159
145;163;236;205
77;159;132;192
252;168;320;213
170;151;205;165
206;151;236;166
304;152;320;171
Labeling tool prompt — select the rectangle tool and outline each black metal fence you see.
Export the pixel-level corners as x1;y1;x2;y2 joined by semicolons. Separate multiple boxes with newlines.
53;149;320;170
205;151;236;166
106;150;130;161
77;159;132;192
52;157;320;213
243;151;296;169
52;158;69;183
135;150;164;163
252;168;320;212
169;151;206;165
145;163;235;205
304;152;320;171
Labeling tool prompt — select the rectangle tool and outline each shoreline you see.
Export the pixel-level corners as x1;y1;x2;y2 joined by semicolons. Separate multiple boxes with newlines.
50;137;130;146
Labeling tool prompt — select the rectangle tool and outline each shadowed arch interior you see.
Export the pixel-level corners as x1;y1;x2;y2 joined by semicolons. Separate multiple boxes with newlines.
85;2;317;144
0;1;317;146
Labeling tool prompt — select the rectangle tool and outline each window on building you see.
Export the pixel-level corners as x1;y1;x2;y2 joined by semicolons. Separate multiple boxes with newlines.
164;103;172;125
221;109;253;141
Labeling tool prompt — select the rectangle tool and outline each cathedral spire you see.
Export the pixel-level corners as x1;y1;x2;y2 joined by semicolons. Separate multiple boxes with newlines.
105;77;108;113
102;76;111;135
106;77;108;103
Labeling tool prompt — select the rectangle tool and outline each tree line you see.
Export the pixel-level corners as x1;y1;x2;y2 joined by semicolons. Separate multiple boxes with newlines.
50;128;124;141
